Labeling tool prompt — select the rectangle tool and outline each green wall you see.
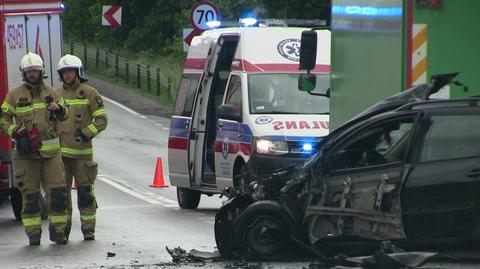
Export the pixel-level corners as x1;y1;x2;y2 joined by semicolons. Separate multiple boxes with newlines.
330;0;405;129
414;0;480;97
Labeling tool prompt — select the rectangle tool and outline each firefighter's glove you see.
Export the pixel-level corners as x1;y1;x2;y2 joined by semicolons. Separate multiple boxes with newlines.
53;105;65;117
75;129;89;143
13;127;32;156
12;126;26;139
47;102;64;120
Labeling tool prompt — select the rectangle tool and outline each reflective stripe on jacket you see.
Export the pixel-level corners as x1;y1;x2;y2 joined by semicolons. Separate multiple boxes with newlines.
57;82;108;158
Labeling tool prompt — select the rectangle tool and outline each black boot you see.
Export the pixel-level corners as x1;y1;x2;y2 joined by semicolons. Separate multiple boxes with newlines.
83;231;95;241
29;234;41;246
65;220;72;240
54;232;68;245
48;225;56;242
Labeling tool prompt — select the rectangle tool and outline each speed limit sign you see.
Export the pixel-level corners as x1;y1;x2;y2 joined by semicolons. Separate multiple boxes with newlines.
189;2;220;30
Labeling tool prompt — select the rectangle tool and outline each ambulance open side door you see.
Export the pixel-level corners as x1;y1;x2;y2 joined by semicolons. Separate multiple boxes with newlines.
187;40;217;188
187;34;239;189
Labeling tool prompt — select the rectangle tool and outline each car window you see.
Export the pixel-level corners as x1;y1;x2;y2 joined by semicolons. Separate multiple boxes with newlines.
420;114;480;162
224;75;242;114
330;118;414;171
173;74;200;117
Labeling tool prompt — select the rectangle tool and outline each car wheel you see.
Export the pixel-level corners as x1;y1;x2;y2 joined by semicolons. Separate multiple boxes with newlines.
176;187;201;209
215;195;254;259
10;187;22;221
231;201;298;260
235;164;250;194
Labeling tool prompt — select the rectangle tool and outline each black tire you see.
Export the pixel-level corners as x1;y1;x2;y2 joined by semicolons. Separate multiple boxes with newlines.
215;195;254;259
0;189;9;205
231;201;298;260
10;187;22;221
235;164;250;194
177;187;201;209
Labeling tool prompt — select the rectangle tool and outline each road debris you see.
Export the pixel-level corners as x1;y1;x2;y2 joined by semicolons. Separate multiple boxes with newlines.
166;246;222;263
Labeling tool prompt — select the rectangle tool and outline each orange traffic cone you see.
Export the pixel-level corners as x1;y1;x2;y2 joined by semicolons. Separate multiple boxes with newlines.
150;157;168;188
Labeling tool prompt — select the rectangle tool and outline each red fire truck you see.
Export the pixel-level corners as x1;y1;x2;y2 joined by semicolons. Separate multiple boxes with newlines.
0;0;64;219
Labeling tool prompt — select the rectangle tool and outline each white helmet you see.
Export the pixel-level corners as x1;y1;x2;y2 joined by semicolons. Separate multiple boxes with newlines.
57;54;87;82
20;52;44;82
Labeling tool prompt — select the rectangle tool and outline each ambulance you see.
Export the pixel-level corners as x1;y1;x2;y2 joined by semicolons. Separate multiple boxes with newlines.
168;24;331;209
0;0;64;219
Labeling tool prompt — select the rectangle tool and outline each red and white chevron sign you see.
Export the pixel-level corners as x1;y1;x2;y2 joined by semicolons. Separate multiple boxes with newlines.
102;5;122;28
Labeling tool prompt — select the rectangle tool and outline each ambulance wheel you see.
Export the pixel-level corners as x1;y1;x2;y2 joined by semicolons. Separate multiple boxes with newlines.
10;188;22;221
235;164;250;194
177;187;201;209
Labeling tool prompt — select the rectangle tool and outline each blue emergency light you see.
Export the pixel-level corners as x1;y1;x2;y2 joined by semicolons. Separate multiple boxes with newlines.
240;17;258;27
302;143;313;153
206;20;221;29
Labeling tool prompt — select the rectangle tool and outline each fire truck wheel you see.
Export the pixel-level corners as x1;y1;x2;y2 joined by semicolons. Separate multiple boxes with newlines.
0;189;9;205
177;187;201;209
10;187;22;221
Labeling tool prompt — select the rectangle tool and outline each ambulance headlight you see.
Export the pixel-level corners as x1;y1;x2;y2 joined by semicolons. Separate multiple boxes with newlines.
254;138;288;155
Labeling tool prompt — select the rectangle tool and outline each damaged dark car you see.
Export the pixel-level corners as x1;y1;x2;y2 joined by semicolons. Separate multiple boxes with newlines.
215;73;480;261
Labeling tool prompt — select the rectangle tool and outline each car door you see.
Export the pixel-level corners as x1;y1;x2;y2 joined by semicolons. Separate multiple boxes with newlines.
307;114;418;243
402;112;480;240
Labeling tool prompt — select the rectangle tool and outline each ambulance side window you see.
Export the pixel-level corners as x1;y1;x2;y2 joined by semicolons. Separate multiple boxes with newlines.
224;75;242;114
174;74;200;117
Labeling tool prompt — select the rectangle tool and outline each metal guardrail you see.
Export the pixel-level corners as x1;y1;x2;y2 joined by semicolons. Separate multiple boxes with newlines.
69;42;174;101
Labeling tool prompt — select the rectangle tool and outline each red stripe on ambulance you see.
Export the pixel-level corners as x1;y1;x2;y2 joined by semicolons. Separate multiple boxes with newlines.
168;137;188;150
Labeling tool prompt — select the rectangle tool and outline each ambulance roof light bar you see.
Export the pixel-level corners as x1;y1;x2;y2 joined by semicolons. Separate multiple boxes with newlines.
206;18;328;29
240;17;258;27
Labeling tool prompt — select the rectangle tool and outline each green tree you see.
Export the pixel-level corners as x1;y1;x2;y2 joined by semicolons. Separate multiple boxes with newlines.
63;0;330;55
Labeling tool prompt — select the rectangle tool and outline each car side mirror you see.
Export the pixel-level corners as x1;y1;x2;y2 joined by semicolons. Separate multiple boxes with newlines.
217;104;241;122
299;30;317;71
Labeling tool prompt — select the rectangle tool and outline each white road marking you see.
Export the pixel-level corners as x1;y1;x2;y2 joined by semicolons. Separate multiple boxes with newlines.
98;173;177;207
139;115;148;119
162;127;170;131
102;95;140;116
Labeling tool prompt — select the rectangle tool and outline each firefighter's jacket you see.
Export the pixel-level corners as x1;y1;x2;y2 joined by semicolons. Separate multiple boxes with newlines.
57;81;108;159
1;82;68;158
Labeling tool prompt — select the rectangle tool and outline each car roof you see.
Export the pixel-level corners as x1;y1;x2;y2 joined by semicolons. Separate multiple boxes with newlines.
397;98;480;112
322;97;480;150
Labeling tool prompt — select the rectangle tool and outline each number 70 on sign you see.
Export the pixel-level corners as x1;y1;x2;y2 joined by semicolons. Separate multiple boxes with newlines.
189;2;219;30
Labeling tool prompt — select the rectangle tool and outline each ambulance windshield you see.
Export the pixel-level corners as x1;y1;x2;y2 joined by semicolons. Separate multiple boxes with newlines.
248;73;329;114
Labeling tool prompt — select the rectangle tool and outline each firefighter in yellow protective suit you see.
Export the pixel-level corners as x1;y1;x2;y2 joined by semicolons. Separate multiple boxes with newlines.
56;54;108;241
2;52;69;245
